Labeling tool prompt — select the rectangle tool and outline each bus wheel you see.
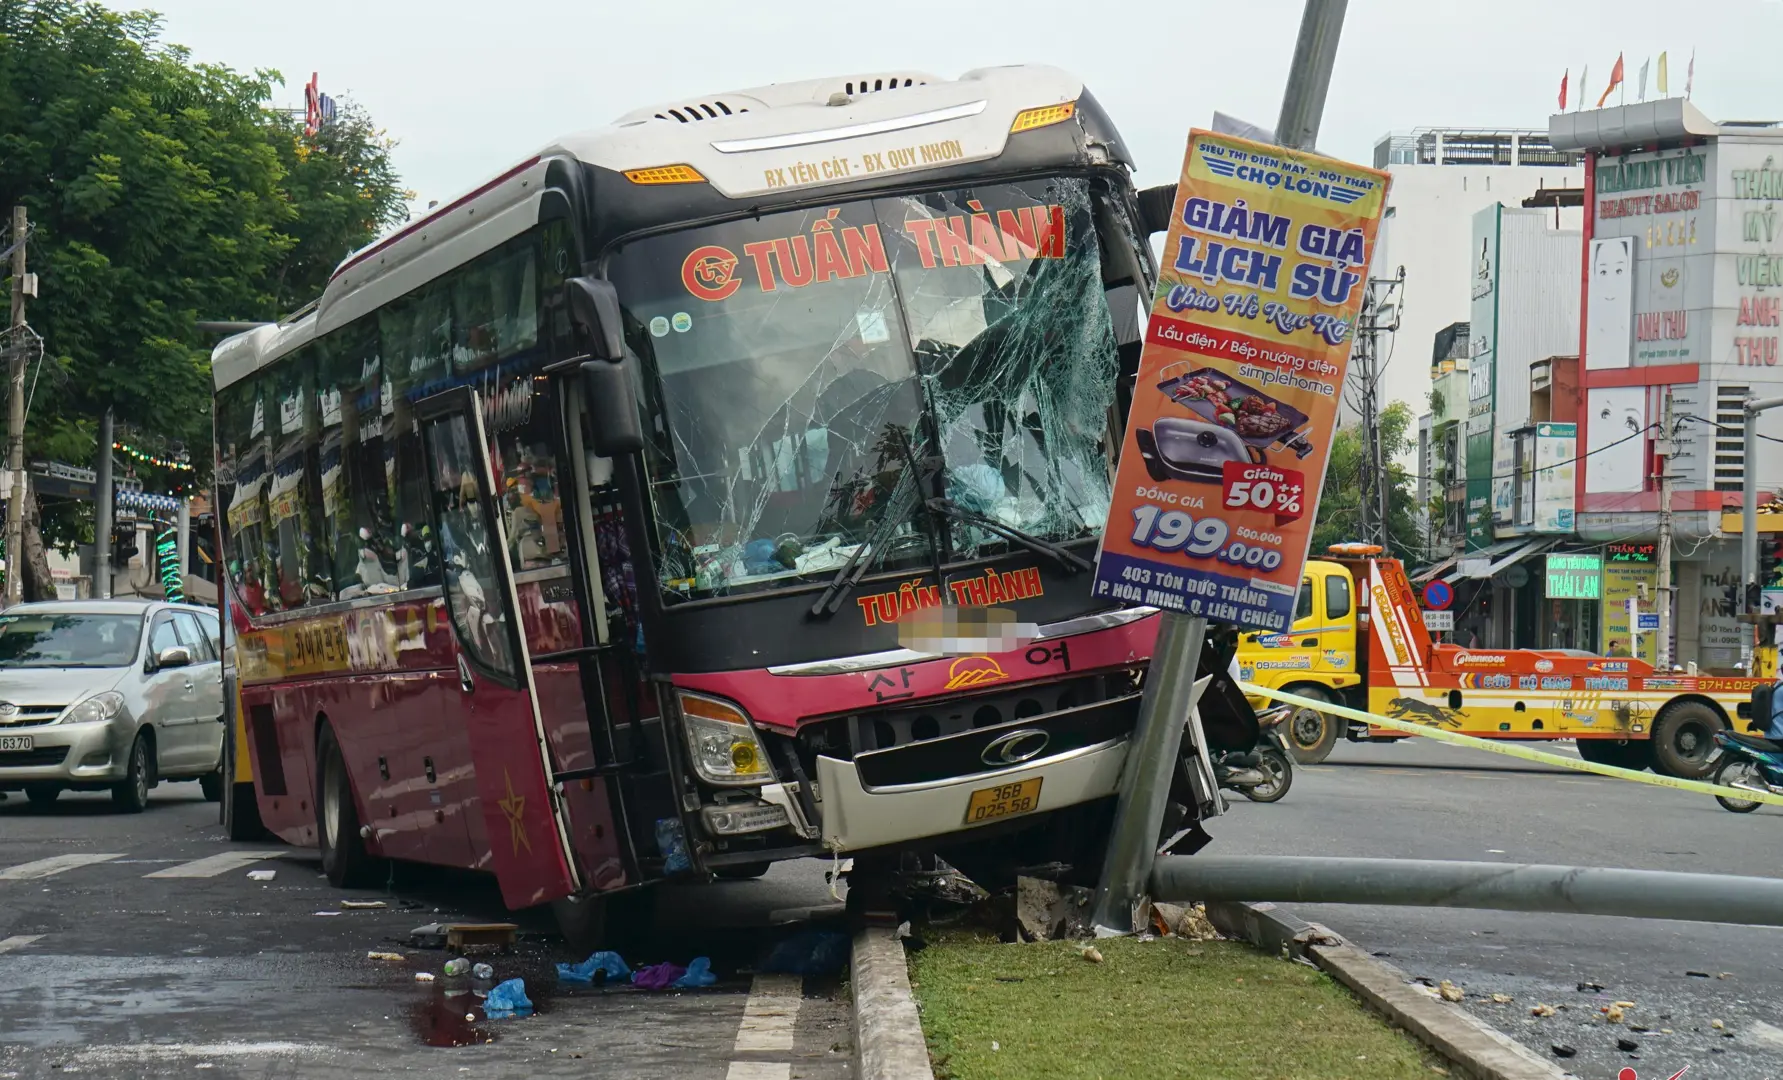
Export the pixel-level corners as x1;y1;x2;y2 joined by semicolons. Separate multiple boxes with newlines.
316;724;381;888
1650;701;1726;780
551;895;609;954
1575;738;1652;772
1281;684;1339;765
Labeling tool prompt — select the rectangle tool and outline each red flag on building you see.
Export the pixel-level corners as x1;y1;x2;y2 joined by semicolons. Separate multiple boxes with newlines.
1558;69;1569;111
1597;53;1625;108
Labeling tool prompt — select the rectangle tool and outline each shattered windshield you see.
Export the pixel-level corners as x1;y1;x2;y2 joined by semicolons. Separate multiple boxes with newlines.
612;176;1120;602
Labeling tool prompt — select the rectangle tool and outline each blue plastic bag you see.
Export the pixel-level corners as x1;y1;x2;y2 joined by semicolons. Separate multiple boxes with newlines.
483;978;533;1019
673;957;716;988
761;929;850;975
656;818;691;873
556;950;631;985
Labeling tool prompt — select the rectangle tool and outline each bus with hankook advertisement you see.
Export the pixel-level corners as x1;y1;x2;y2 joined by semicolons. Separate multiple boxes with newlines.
212;65;1262;943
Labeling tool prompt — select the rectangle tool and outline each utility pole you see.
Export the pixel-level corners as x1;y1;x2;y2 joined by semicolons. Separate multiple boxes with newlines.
1090;0;1349;935
95;409;113;599
1353;271;1404;549
1655;390;1674;671
1742;393;1783;671
1275;0;1349;150
5;207;26;607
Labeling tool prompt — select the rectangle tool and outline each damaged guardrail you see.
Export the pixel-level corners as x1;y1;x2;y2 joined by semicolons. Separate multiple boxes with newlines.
1242;682;1783;808
1153;856;1783;926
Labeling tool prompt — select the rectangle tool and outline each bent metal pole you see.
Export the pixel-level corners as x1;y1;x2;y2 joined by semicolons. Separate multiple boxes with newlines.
1152;855;1783;927
1088;0;1351;936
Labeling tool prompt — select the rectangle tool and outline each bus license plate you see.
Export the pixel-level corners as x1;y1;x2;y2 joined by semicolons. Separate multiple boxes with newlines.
0;735;32;752
964;778;1043;825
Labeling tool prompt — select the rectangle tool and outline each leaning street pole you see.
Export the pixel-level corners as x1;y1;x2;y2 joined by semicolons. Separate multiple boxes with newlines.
1088;0;1352;935
95;409;113;599
5;207;25;606
1743;394;1783;669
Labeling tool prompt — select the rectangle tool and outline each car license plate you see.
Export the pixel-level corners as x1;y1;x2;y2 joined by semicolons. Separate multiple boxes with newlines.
0;734;32;752
964;778;1043;825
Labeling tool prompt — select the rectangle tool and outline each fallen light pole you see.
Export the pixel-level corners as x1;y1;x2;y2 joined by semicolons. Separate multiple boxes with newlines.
1153;855;1783;927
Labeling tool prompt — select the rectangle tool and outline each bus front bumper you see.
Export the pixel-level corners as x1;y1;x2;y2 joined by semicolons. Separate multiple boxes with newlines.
812;736;1130;853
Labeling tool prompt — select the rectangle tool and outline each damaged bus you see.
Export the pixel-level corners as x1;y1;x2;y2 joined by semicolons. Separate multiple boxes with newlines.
212;64;1246;943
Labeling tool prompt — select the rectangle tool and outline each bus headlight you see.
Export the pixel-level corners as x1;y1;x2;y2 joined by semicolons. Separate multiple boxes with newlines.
677;691;775;786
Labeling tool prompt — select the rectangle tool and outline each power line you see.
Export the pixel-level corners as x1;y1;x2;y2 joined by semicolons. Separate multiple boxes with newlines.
1389;422;1662;485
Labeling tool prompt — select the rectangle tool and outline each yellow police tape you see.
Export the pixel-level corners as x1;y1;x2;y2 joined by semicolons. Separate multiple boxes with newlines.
1239;681;1783;808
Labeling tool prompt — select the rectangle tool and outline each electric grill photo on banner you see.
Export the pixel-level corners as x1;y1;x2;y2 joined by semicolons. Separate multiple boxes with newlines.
1132;361;1317;484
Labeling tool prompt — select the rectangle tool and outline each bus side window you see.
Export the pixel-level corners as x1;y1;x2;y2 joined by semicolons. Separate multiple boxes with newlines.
1293;578;1313;625
1327;576;1351;620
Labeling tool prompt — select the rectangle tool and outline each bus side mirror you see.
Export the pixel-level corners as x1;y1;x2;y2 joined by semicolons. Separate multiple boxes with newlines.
1136;183;1177;236
580;360;644;456
564;276;625;362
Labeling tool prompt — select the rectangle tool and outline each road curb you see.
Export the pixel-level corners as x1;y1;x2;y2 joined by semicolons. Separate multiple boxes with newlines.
851;926;935;1080
1206;900;1570;1080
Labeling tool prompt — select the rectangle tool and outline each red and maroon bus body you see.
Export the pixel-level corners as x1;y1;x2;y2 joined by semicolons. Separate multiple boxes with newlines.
214;65;1202;934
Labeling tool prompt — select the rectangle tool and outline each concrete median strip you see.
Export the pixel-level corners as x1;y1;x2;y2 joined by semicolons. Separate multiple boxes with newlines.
1206;900;1569;1080
1244;681;1783;806
851;927;934;1080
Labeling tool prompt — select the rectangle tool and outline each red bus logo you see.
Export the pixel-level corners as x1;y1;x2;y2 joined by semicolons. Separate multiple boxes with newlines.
681;245;741;301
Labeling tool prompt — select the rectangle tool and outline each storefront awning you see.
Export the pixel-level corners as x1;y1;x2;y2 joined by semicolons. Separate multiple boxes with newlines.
1444;537;1556;583
1409;555;1459;586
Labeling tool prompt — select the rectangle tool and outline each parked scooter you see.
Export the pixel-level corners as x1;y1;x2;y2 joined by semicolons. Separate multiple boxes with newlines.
1710;729;1783;813
1214;705;1294;803
1713;680;1783;813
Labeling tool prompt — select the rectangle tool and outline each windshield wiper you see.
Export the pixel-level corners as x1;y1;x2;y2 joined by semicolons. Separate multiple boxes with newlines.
809;494;917;618
924;498;1093;575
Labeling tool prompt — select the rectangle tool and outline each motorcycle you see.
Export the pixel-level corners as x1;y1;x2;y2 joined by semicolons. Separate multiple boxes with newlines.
1711;728;1783;813
1214;704;1294;803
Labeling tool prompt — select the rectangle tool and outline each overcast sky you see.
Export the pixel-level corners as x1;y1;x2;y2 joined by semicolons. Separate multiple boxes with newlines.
140;0;1781;208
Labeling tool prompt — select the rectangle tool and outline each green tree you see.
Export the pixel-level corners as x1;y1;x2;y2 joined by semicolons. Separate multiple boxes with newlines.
1309;400;1424;563
0;1;406;598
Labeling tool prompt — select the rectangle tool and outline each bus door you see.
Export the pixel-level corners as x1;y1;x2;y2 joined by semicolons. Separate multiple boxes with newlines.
415;386;581;909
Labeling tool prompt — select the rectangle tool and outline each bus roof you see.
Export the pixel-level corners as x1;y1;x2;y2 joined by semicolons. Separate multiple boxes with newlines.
212;64;1101;391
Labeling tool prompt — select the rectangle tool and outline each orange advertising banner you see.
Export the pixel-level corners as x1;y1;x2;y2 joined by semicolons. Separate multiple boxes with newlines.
1092;131;1390;632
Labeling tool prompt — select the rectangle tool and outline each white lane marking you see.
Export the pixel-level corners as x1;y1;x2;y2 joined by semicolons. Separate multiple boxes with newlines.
0;934;43;954
143;851;285;879
64;1041;329;1061
733;973;802;1053
726;1065;791;1080
0;853;124;880
1746;1019;1783;1051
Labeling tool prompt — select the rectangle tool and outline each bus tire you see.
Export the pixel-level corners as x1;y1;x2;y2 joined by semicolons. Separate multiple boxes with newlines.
1280;684;1339;764
1575;738;1653;772
1650;701;1726;780
316;724;381;889
552;887;650;954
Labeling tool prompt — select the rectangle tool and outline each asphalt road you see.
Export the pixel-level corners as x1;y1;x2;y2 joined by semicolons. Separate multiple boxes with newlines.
1214;738;1783;1080
0;785;849;1080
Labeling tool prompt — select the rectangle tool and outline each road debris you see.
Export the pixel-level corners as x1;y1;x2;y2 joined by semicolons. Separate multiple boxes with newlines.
340;900;387;910
761;929;850;975
444;959;470;977
366;951;405;962
1531;1003;1557;1017
1604;1004;1625;1023
558;951;631;985
1437;981;1464;1002
1616;1038;1639;1052
1576;981;1605;992
1490;993;1514;1004
1686;970;1711;978
1017;877;1094;941
483;979;532;1019
415;973;435;983
445;923;517;953
407;923;447;949
247;870;276;882
1711;1018;1725;1030
472;963;494;981
1549;1044;1576;1058
1078;945;1103;964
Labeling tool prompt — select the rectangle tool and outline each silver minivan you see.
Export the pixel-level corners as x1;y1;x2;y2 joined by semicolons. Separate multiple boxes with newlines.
0;600;226;811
